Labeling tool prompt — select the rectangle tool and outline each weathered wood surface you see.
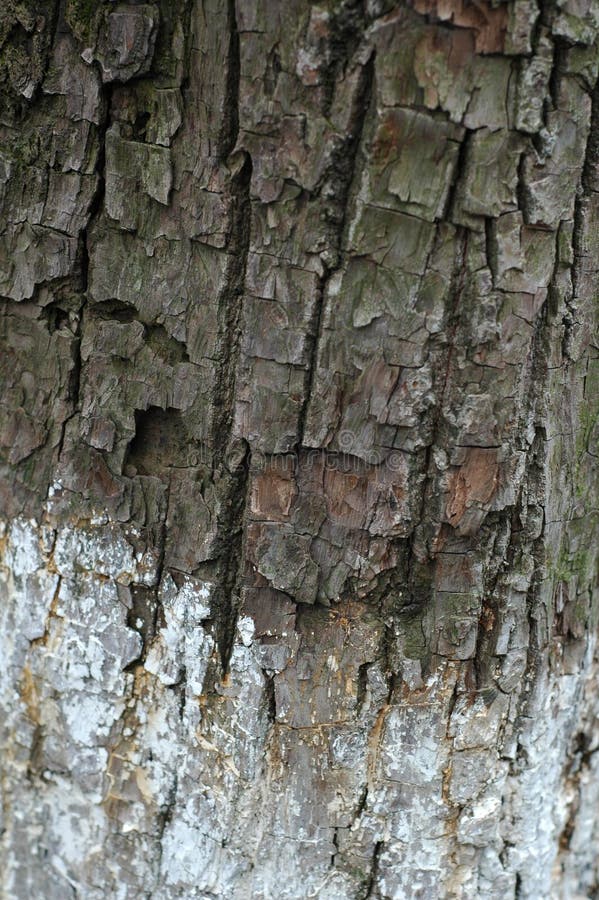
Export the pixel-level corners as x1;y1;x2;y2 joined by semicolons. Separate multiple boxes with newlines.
0;1;598;897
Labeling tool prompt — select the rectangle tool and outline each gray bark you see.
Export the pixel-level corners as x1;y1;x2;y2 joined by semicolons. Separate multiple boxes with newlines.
0;1;598;897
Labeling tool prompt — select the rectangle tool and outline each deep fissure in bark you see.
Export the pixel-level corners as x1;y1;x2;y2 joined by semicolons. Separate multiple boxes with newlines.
297;51;375;448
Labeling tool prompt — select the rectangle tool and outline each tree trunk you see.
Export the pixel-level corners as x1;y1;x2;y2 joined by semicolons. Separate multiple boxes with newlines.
1;1;598;897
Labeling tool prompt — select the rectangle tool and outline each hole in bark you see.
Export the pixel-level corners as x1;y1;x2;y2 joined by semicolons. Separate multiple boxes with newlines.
144;323;189;365
124;406;193;476
91;298;138;322
132;110;150;141
39;302;71;334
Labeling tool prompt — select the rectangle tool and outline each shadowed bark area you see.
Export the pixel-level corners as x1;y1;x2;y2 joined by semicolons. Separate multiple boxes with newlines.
0;1;598;897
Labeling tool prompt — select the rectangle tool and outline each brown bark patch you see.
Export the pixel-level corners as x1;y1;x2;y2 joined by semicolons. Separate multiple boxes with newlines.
324;465;369;528
413;28;475;111
19;664;40;726
250;457;297;522
371;109;407;166
85;452;124;499
3;408;47;464
446;448;499;529
412;0;508;53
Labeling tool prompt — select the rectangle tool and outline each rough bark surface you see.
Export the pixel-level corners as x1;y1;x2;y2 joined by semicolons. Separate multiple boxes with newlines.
1;1;598;897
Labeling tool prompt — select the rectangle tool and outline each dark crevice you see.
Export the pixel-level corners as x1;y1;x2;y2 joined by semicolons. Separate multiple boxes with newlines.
446;678;460;732
154;771;179;886
210;439;251;673
399;224;471;676
355;784;369;821
264;671;277;723
296;49;375;448
56;77;112;467
79;83;112;296
381;615;399;686
356;661;370;713
516;149;531;221
406;227;469;574
202;0;252;674
176;666;187;719
363;840;382;899
443;128;471;222
485;217;498;286
89;298;138;322
211;150;253;456
320;0;367;117
208;148;253;673
547;36;566;110
218;0;240;159
123;583;159;670
330;826;339;867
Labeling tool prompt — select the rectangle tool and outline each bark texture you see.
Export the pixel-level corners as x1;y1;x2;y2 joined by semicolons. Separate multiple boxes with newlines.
1;1;599;897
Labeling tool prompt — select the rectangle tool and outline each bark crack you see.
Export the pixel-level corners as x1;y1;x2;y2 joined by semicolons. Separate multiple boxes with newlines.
296;49;375;449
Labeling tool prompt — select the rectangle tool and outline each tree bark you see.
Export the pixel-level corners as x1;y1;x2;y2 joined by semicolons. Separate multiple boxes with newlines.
1;1;598;897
